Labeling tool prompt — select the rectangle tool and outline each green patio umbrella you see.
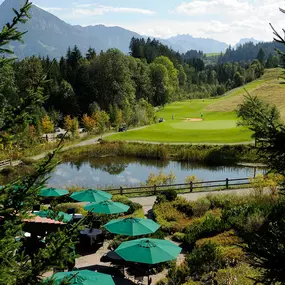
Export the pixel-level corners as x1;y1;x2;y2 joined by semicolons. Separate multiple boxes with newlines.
34;210;72;223
45;270;115;285
104;218;160;236
84;200;130;214
71;189;112;203
115;238;182;264
39;188;69;197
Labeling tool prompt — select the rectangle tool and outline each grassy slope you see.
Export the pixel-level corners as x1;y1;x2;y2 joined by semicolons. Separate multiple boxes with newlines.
107;68;283;143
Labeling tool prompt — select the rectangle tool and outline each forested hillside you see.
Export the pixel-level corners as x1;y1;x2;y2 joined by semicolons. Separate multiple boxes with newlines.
0;37;266;150
219;41;284;64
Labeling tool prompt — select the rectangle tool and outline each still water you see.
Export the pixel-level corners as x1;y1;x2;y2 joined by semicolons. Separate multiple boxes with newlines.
46;156;264;188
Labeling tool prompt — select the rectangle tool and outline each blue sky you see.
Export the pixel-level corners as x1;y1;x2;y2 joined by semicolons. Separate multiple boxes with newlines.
1;0;284;44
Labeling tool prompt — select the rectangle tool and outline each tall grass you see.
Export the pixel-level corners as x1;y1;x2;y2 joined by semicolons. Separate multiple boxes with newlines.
60;141;259;165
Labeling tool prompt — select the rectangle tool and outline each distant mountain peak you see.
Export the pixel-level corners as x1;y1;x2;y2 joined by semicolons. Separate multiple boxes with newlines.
0;1;263;59
234;38;260;48
166;34;228;53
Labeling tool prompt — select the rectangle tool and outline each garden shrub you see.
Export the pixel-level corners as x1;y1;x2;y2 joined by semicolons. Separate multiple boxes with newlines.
146;171;176;186
155;194;167;204
161;189;178;202
55;203;87;215
221;246;246;264
243;211;266;233
153;202;188;233
214;263;259;285
195;230;242;248
112;195;142;215
172;232;186;242
173;197;193;217
192;197;211;217
108;239;123;250
186;242;225;276
184;214;225;248
222;203;270;233
149;229;166;239
206;194;249;209
167;263;190;285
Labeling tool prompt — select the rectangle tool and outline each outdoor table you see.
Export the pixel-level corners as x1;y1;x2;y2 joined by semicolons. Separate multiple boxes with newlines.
79;228;103;246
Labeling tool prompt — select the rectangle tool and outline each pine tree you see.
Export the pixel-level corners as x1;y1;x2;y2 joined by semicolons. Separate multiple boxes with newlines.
257;48;265;65
0;3;84;284
236;8;285;283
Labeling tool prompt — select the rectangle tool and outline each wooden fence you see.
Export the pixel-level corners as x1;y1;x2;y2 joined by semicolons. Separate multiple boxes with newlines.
103;177;251;196
0;159;12;169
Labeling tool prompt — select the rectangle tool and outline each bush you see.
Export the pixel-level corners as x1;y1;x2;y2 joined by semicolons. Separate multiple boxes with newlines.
173;197;193;217
149;229;166;239
221;203;269;233
243;211;266;233
153;202;187;233
221;246;246;264
55;203;87;215
167;263;190;285
172;232;186;242
155;194;167;204
108;239;123;250
196;230;242;248
184;214;225;248
161;189;177;202
146;171;176;186
192;198;211;217
186;242;225;276
112;195;142;215
206;194;245;209
214;263;259;285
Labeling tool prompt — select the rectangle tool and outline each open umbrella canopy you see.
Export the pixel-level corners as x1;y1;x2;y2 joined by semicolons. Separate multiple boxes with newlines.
34;210;72;223
84;200;130;214
104;218;160;236
71;189;112;203
39;188;69;197
45;270;115;285
115;238;182;264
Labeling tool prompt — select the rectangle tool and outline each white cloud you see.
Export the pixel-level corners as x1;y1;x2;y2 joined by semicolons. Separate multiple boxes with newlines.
175;0;250;16
127;0;285;44
72;5;155;16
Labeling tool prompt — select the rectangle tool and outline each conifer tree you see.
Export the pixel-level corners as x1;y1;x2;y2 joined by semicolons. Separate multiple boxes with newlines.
0;2;83;284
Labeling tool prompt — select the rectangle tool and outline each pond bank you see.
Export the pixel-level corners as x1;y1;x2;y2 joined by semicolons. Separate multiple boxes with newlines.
59;141;260;166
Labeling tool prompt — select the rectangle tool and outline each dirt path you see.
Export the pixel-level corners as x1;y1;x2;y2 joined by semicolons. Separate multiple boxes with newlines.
29;126;148;160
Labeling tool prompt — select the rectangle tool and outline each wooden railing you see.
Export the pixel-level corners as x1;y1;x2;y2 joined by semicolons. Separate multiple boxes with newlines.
103;177;251;196
0;159;12;169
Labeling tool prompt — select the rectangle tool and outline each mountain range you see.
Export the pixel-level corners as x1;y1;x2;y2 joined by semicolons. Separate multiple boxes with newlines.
0;0;260;59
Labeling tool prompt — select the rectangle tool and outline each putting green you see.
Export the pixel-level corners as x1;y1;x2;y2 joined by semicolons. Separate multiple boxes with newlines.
170;120;237;130
106;69;282;144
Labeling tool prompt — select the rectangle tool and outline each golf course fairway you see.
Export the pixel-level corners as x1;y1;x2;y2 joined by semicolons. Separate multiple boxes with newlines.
107;68;284;144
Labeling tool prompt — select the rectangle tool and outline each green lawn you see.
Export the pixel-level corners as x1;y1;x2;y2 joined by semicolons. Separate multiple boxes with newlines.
107;69;282;144
107;100;252;143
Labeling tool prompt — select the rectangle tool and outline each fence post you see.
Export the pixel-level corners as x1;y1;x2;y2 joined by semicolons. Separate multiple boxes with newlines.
154;184;157;194
120;187;123;195
226;178;229;189
190;181;193;193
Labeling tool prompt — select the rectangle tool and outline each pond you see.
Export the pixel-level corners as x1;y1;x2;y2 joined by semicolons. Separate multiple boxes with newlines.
46;156;264;189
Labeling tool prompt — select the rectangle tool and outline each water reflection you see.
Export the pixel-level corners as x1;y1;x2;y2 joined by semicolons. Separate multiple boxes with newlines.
47;156;264;188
